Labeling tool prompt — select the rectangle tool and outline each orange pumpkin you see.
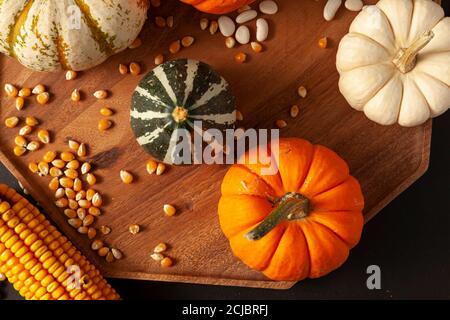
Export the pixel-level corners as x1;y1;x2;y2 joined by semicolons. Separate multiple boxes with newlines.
180;0;256;14
218;138;365;281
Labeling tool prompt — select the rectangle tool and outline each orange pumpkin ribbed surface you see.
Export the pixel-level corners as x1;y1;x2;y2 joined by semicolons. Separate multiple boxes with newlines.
218;138;365;281
180;0;256;14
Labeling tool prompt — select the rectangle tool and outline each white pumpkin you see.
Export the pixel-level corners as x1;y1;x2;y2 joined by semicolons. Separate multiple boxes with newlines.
0;1;149;72
336;0;450;127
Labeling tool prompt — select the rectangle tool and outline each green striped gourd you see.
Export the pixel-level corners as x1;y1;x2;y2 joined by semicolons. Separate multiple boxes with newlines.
131;59;236;164
0;0;149;72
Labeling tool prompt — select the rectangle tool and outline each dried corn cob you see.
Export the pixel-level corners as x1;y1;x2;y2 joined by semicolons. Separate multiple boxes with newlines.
0;184;120;300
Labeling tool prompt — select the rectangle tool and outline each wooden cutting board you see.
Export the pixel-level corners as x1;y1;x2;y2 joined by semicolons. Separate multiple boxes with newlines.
0;0;436;289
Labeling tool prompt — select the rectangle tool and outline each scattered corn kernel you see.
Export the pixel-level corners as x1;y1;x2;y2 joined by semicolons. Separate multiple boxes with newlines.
99;225;111;235
19;125;32;136
163;204;176;217
119;63;128;75
91;239;104;251
66;70;78;80
48;177;59;191
100;107;114;116
4;83;18;97
298;86;308;98
225;37;236;49
235;52;247;63
77;226;88;234
68;218;82;228
86;189;96;201
77;143;87;157
71;89;81;102
50;167;64;178
68;199;79;210
75;190;86;201
111;248;123;260
37;129;50;144
160;257;173;268
43;151;57;163
25;116;39;126
120;170;134;184
156;163;166;176
155;16;166;28
68;140;80;150
5;116;19;128
200;18;209;31
88;207;101;217
129;37;142;49
290;105;300;118
60;177;74;189
14;135;27;147
181;36;195;48
64;168;78;179
166;16;174;28
209;20;218;35
73;178;82;192
98;247;110;257
28;162;38;173
129;62;141;76
52;158;67;168
146;160;158;174
55;197;69;208
151;253;164;261
77;208;87;220
61;151;75;162
32;84;46;95
129;224;140;235
81;162;91;175
169;40;181;54
78;199;91;209
86;173;97;186
65;188;76;200
155;54;164;65
106;251;115;263
36;92;50;105
64;209;77;219
93;90;108;100
26;141;40;151
98;119;112;131
154;242;167;253
83;215;94;227
318;37;328;49
15;97;25;111
251;42;263;53
18;87;31;97
87;227;97;240
66;160;80;170
276;119;287;129
236;110;244;121
38;161;49;176
92;193;103;207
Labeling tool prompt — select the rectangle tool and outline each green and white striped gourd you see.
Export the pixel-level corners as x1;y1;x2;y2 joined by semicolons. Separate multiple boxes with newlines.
131;59;236;164
0;0;149;72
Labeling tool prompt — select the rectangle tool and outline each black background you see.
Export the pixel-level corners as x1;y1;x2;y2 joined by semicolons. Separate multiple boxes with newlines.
1;2;449;300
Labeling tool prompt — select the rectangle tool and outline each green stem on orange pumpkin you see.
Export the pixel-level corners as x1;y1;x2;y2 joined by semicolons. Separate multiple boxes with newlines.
392;31;435;74
245;193;311;241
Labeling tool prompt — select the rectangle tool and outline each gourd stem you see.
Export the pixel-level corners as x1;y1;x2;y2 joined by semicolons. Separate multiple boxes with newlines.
172;106;189;123
245;193;311;241
392;31;434;74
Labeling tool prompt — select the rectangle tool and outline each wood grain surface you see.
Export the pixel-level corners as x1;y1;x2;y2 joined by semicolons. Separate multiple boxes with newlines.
0;0;436;289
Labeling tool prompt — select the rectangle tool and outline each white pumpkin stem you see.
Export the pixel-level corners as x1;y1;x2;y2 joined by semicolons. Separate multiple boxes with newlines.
392;31;435;74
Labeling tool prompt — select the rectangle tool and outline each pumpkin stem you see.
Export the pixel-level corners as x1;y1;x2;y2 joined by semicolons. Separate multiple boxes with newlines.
245;193;311;241
172;106;189;123
392;31;435;74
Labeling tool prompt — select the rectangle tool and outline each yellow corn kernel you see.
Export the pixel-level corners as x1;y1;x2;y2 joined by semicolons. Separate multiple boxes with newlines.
14;136;27;148
86;173;96;186
49;167;63;178
169;40;181;54
146;160;158;174
59;177;74;189
98;119;112;131
37;130;50;144
81;162;91;175
71;89;81;102
68;140;80;151
163;204;176;217
129;62;141;76
48;178;59;191
77;143;87;157
4;83;18;97
13;146;26;157
120;170;133;184
60;152;74;162
73;178;82;192
15;97;25;111
18;87;31;98
119;64;128;75
66;160;80;170
32;84;46;95
43;151;57;163
86;189;96;201
36;92;50;105
26;141;40;152
100;107;113;116
51;159;66;169
5;116;19;128
156;163;166;176
38;162;49;176
25;116;39;127
28;162;38;173
64;169;78;180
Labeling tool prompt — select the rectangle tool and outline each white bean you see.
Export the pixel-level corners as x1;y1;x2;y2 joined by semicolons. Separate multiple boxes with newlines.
345;0;363;12
256;18;269;42
235;26;250;44
218;16;236;37
236;10;258;24
259;1;278;15
324;0;342;21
